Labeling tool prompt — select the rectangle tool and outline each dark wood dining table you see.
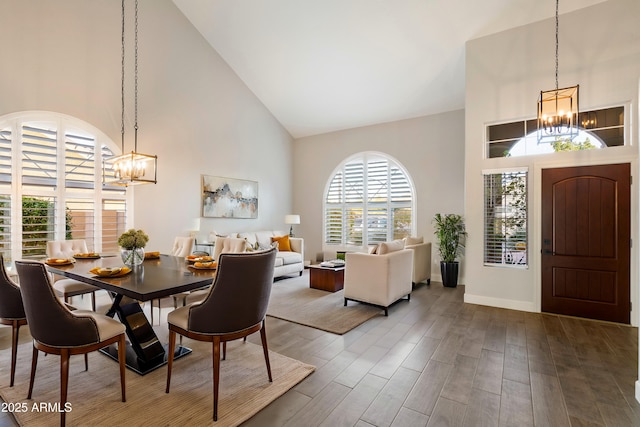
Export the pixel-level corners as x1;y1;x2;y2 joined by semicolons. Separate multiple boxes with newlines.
45;254;216;375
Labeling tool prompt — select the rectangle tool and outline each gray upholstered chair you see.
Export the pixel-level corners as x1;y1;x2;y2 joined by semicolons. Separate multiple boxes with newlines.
15;260;127;427
0;255;27;387
165;247;277;421
46;240;99;311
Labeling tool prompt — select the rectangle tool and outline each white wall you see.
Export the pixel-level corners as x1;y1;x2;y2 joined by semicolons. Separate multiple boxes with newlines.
464;0;640;317
0;0;294;252
293;110;465;281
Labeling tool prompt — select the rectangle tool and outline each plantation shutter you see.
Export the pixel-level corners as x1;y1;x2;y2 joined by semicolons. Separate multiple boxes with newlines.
0;195;10;260
102;199;127;253
22;123;57;188
65;131;96;189
0;126;11;184
66;199;95;250
323;153;414;247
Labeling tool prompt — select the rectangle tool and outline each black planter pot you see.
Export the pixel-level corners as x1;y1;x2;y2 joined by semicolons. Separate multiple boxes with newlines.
440;261;459;287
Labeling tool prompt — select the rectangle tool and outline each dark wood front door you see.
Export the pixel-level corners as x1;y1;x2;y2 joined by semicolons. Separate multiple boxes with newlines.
541;163;631;324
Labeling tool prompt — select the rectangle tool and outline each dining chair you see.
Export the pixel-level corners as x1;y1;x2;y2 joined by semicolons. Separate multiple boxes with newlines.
150;236;195;325
165;247;277;421
0;255;27;387
46;240;99;311
15;260;127;427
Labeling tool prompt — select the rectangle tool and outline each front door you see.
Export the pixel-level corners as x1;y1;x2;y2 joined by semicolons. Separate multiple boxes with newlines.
541;163;631;324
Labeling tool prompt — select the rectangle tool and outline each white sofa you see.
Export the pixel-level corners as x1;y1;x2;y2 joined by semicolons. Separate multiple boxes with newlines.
344;241;413;316
219;230;304;279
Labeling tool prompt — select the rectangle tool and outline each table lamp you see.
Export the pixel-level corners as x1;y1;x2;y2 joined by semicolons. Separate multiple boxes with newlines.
285;214;300;237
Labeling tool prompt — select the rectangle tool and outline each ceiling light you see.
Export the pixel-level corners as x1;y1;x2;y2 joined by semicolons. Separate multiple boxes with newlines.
104;0;157;186
537;0;579;144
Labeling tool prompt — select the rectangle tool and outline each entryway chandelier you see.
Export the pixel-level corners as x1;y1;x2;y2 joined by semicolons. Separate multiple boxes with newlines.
104;0;157;186
537;0;579;144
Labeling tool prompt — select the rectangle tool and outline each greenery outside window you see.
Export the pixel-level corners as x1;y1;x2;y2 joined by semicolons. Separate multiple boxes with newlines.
484;169;528;267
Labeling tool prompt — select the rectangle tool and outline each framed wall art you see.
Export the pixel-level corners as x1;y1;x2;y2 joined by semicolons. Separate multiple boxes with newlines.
202;175;258;218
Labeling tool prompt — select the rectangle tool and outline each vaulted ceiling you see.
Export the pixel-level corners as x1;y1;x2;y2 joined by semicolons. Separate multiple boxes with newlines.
173;0;605;138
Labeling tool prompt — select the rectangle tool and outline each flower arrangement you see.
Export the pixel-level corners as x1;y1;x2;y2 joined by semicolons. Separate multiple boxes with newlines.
118;229;149;250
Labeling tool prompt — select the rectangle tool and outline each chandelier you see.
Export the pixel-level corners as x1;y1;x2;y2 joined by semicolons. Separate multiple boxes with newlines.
537;0;579;144
105;0;157;186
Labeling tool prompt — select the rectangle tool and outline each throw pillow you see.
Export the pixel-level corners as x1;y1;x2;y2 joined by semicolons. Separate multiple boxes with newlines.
271;235;291;251
378;239;405;254
368;244;378;254
404;236;424;245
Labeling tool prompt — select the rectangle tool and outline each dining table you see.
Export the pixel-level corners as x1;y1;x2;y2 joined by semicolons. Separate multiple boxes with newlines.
45;254;216;375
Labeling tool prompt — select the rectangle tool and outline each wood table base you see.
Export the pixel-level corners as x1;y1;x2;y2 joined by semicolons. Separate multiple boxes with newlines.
309;266;345;292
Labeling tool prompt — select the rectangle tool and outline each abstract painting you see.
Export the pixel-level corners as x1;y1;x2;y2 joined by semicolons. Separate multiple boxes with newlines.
202;175;258;218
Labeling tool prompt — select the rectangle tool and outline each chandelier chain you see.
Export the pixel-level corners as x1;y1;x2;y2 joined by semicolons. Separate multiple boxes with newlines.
555;0;559;90
134;0;139;137
120;0;126;153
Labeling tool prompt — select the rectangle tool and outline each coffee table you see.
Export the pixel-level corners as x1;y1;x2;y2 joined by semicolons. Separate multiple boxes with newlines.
308;264;345;292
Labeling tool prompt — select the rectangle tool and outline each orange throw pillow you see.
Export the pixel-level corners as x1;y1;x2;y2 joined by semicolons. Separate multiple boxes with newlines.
271;235;291;251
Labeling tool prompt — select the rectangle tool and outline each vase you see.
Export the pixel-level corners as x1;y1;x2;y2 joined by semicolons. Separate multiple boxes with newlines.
121;247;145;266
440;261;459;288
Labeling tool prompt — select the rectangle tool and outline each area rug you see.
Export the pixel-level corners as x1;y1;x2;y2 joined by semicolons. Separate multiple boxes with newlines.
0;336;314;427
267;273;382;334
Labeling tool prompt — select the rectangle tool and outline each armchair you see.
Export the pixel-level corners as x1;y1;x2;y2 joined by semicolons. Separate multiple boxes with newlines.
344;246;413;316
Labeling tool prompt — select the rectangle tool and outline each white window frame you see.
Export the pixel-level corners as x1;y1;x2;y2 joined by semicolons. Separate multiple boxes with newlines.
483;168;528;269
323;151;416;251
0;111;130;263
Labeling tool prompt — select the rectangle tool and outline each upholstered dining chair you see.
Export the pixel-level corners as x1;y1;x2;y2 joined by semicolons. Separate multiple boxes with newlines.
150;236;195;325
15;260;127;427
0;255;27;387
46;239;99;311
165;247;277;421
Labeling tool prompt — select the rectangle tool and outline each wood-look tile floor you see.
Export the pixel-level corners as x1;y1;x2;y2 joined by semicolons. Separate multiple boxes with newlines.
1;272;638;426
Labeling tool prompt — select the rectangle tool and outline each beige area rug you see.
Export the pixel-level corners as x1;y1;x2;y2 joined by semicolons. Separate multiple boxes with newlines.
0;335;314;427
268;273;382;334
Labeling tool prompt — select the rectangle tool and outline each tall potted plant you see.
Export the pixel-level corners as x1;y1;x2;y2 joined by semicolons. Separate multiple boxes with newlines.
433;213;467;287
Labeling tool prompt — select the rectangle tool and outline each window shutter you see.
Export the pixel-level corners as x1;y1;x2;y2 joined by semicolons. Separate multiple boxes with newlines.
22;123;57;188
0;195;10;260
102;199;127;253
66;199;95;250
65;131;96;189
0;127;11;184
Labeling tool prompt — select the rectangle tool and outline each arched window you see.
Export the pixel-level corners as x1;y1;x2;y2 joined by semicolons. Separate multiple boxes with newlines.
0;111;128;264
323;152;415;250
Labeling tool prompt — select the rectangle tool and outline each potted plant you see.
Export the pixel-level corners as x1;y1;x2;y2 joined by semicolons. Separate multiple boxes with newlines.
118;228;149;267
433;213;467;287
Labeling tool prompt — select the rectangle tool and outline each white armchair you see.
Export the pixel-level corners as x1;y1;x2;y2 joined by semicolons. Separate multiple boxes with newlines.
344;246;413;316
405;241;432;285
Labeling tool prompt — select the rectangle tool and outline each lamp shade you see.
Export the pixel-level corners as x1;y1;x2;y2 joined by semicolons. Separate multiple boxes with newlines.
284;214;300;225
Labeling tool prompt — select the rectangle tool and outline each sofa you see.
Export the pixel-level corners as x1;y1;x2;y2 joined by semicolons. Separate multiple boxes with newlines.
343;240;413;316
217;230;304;279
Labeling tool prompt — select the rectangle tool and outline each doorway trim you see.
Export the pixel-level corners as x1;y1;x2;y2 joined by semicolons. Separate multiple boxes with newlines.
532;154;638;326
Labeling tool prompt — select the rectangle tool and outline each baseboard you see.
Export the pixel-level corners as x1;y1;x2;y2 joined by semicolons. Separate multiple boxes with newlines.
464;293;537;312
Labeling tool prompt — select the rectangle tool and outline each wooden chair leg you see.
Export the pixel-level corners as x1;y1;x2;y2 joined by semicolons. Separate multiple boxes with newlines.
60;349;70;427
27;345;38;399
10;321;21;387
118;334;126;402
222;341;226;360
212;337;221;421
165;330;176;393
260;321;272;382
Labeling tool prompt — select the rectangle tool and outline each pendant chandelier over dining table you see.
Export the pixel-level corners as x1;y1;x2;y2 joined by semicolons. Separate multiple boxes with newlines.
105;0;157;187
537;0;579;144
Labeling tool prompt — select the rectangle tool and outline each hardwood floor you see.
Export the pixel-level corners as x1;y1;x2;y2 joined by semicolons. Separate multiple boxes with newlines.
1;271;638;426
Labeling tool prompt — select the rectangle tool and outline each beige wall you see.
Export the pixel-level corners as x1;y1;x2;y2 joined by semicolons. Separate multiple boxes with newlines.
293;110;466;281
0;0;295;252
465;0;640;319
